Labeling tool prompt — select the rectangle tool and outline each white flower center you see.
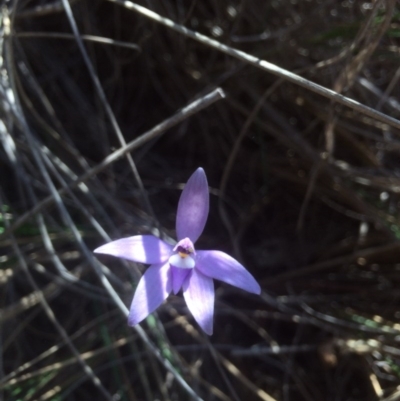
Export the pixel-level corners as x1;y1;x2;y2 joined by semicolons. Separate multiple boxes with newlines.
169;253;195;269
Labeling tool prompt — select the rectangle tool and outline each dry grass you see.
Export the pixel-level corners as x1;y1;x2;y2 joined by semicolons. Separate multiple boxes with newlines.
1;0;400;400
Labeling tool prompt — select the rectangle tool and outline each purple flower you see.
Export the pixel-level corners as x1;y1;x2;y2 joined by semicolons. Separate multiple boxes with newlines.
94;168;261;335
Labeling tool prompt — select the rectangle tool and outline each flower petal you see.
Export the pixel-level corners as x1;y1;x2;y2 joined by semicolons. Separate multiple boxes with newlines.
195;250;261;294
183;269;214;335
94;235;173;264
176;168;209;243
171;266;191;294
128;262;171;325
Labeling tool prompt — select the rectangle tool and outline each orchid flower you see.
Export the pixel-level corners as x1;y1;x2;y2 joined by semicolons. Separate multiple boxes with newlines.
94;168;261;335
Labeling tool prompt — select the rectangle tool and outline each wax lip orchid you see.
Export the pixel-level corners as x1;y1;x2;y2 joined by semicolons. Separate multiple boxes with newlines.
94;168;261;335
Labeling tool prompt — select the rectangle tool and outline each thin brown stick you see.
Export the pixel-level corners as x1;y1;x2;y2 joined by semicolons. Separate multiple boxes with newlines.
106;0;400;131
0;88;225;240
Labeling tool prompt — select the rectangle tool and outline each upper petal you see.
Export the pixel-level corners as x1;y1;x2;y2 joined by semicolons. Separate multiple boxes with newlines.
176;168;209;243
128;262;172;325
195;250;261;294
94;235;173;264
183;269;214;335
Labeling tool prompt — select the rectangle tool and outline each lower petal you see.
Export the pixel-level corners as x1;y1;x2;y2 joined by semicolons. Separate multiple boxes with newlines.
195;250;261;294
183;269;214;335
128;262;171;326
171;266;191;294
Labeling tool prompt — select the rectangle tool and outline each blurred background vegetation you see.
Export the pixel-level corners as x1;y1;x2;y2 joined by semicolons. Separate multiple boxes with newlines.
2;0;400;400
